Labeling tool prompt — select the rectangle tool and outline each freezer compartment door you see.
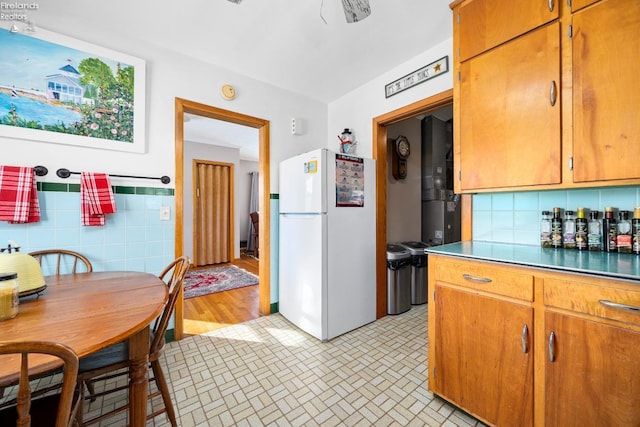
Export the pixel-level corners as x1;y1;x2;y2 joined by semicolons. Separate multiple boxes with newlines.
278;213;328;340
279;149;327;214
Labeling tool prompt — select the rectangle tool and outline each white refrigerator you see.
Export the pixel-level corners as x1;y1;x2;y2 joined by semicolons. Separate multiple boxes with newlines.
278;148;376;341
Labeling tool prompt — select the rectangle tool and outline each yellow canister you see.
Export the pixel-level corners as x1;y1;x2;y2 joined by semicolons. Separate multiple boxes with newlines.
0;272;18;321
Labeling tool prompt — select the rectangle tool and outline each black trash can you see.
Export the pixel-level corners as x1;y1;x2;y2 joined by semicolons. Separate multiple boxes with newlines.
386;244;411;315
399;241;430;305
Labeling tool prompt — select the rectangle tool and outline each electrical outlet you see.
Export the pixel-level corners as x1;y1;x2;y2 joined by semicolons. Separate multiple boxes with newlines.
160;206;171;221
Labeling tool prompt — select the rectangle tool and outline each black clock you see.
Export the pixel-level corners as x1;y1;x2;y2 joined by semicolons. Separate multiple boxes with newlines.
396;135;410;159
392;136;410;180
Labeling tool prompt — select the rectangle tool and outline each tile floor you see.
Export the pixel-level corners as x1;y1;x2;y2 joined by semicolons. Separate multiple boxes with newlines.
84;304;486;426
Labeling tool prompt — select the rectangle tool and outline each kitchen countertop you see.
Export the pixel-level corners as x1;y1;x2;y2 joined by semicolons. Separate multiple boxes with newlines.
426;241;640;282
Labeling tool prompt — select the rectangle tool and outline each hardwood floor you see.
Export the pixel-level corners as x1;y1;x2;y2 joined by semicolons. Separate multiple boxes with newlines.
183;252;261;336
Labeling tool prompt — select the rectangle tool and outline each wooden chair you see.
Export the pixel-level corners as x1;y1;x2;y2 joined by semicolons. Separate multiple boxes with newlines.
250;211;259;258
76;256;190;427
0;341;82;427
29;249;93;275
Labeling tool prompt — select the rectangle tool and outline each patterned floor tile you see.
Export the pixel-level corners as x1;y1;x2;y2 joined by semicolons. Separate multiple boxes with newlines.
78;304;488;426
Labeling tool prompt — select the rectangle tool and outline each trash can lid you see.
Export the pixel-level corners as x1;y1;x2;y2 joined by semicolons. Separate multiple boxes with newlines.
399;241;430;255
386;243;410;260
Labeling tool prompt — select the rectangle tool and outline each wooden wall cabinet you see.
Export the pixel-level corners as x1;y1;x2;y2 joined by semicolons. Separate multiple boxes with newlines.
572;0;640;183
451;0;640;193
428;254;640;426
459;23;561;190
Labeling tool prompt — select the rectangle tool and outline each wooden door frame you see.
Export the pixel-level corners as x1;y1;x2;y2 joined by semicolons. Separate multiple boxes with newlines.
192;159;235;266
175;98;271;340
373;89;472;319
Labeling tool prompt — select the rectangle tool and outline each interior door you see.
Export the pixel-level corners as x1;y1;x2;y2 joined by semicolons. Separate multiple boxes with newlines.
193;160;234;266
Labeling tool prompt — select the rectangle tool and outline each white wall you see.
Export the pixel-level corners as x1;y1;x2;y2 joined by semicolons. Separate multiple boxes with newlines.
386;119;422;243
327;38;453;158
0;12;327;194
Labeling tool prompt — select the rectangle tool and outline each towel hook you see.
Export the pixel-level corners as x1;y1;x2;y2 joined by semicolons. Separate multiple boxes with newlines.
34;165;48;177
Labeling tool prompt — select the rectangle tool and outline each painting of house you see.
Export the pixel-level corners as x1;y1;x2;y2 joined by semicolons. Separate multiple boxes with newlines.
45;62;86;104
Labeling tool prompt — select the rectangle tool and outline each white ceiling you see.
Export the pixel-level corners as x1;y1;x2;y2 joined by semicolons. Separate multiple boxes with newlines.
32;0;454;159
184;113;259;161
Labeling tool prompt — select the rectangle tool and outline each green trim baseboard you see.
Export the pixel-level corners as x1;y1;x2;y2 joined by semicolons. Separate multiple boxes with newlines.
270;302;278;314
166;329;175;343
38;182;174;196
270;193;279;199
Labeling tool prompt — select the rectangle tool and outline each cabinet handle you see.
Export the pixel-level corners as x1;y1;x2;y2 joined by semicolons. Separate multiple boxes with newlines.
599;299;640;312
462;274;492;283
548;0;554;12
521;324;529;354
549;81;557;106
548;331;556;362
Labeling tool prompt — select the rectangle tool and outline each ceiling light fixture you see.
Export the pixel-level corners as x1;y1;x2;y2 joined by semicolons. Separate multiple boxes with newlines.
341;0;371;23
319;0;372;24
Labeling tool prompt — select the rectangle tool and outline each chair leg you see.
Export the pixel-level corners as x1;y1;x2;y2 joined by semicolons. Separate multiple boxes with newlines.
151;360;177;427
85;381;97;402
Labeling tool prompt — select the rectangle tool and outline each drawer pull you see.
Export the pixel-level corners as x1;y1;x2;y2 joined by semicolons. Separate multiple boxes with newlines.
599;300;640;312
548;331;556;362
548;0;554;12
462;274;492;283
549;81;557;106
521;324;529;354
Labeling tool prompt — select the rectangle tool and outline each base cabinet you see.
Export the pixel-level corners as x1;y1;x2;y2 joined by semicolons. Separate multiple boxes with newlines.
428;254;640;426
545;312;640;426
431;286;533;426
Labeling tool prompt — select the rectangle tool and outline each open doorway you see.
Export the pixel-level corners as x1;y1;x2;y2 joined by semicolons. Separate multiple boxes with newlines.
174;98;271;340
373;89;472;318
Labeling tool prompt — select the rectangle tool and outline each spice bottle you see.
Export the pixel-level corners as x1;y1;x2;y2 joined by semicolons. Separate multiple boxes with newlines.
575;207;588;251
540;210;552;248
616;210;632;253
588;210;602;251
551;207;563;249
0;273;18;321
563;210;577;249
603;207;617;253
633;207;640;255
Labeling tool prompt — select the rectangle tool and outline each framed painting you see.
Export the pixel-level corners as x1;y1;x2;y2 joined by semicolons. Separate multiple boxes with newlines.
0;28;146;153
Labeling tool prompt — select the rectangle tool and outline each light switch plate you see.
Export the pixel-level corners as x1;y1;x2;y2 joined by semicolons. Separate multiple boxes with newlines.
160;206;171;221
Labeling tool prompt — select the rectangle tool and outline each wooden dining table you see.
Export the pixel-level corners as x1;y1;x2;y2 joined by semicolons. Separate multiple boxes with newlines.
0;271;168;427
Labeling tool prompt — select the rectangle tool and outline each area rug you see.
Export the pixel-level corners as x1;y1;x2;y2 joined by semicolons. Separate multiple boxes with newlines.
184;265;258;299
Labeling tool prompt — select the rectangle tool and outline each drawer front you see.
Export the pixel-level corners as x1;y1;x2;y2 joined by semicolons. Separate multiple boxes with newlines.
544;278;640;325
433;258;534;301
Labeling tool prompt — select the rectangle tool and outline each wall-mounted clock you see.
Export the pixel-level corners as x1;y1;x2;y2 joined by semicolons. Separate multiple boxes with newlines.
392;135;410;180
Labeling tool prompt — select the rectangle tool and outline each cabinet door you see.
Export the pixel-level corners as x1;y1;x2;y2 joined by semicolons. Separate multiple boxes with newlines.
459;23;561;190
432;285;533;426
572;0;640;182
570;0;600;12
456;0;558;62
545;311;640;426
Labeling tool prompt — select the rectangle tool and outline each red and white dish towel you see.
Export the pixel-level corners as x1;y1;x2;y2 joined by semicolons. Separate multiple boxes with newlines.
0;165;41;223
80;172;117;226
